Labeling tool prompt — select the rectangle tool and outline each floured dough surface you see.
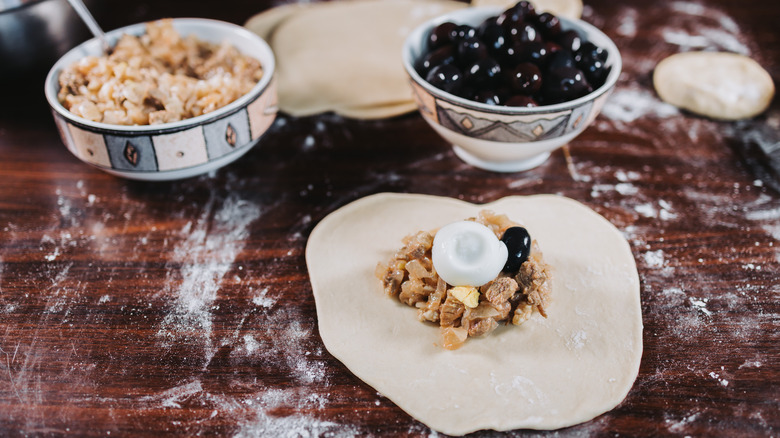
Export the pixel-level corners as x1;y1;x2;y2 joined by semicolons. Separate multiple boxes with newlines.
306;193;643;435
653;52;774;120
245;0;465;119
471;0;583;19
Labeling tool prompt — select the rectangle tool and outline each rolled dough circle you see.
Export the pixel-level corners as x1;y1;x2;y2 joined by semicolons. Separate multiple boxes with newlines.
306;193;643;435
245;0;466;119
653;52;775;120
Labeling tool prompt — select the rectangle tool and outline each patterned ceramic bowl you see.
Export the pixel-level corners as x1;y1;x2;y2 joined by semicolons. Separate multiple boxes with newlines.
45;18;277;181
402;7;621;172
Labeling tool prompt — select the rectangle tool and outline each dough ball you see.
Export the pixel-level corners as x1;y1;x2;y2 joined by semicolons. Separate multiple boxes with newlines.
245;0;465;119
471;0;584;20
306;193;643;435
653;52;775;120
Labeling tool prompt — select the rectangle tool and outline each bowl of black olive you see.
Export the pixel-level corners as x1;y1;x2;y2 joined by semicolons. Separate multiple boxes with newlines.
402;1;621;172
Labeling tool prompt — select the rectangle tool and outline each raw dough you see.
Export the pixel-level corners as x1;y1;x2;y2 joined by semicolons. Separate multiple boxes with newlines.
653;52;775;120
306;193;642;435
245;0;465;119
471;0;584;20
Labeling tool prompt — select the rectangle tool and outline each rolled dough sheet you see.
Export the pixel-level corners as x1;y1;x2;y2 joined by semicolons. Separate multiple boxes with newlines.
653;52;775;120
245;0;466;119
471;0;584;20
306;193;643;435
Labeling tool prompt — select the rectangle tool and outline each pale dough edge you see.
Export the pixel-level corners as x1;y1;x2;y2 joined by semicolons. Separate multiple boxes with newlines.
471;0;584;19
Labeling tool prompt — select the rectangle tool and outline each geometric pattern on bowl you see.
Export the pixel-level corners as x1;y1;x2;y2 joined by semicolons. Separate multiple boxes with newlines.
410;76;599;143
414;85;597;143
51;81;277;174
438;106;569;142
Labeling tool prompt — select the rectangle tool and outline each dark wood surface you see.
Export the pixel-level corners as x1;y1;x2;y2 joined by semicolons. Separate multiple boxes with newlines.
1;0;778;436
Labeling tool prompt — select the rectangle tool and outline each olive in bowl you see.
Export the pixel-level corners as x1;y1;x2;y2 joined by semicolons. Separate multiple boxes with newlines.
402;2;621;172
45;18;277;181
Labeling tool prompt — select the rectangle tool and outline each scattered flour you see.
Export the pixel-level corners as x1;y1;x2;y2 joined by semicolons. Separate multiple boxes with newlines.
601;88;679;123
590;183;638;198
689;297;712;316
252;287;276;309
643;250;665;268
634;201;678;220
276;321;326;384
566;330;588;350
234;410;354;438
141;380;204;409
615;170;641;182
666;412;700;434
738;360;762;369
708;371;729;387
157;194;262;365
662;1;748;54
231;388;357;438
615;7;637;37
242;334;261;355
635;203;657;218
44;247;60;262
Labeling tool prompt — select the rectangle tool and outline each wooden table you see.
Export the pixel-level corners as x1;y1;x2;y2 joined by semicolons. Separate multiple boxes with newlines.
1;0;778;435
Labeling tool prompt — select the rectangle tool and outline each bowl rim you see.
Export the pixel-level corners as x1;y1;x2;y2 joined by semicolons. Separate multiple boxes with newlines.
402;6;622;115
44;17;276;133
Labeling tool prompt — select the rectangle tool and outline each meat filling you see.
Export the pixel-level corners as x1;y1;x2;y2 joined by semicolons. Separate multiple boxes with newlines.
376;210;553;350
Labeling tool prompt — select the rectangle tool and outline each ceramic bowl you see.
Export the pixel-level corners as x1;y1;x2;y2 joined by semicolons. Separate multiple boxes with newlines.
44;18;277;181
402;7;621;172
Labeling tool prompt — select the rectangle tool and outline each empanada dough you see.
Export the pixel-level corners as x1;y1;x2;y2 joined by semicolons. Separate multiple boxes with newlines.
653;52;774;120
306;193;642;435
245;0;465;119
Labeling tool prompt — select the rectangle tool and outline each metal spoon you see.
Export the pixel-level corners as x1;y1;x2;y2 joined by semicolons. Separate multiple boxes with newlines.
65;0;111;54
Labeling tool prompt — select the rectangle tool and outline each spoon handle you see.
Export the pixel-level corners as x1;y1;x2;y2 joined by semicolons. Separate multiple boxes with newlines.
65;0;111;54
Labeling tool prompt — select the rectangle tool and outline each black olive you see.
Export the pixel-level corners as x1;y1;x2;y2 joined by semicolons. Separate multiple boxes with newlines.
575;42;608;63
464;58;502;88
577;56;608;87
515;41;550;65
453;24;477;41
507;22;541;44
457;37;489;65
546;50;576;70
415;44;456;77
477;16;508;55
472;89;503;105
543;66;592;103
425;64;464;94
497;1;536;28
501;226;532;273
429;22;458;50
557;29;582;53
575;42;610;86
504;94;538;107
535;12;561;39
507;62;542;95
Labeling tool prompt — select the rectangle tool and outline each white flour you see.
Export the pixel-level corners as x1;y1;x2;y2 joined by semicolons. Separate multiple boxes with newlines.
157;194;262;365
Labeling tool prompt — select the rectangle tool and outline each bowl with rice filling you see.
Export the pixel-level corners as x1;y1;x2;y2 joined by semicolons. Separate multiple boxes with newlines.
45;18;277;181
